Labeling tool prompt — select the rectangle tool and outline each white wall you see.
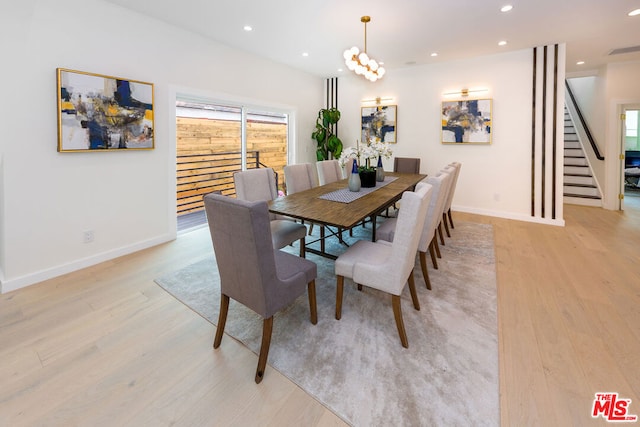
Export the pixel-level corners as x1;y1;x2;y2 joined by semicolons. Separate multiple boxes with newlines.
337;49;544;222
0;0;322;292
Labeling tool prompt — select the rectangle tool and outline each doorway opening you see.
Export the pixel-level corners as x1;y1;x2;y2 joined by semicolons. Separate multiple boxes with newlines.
175;99;290;232
623;108;640;210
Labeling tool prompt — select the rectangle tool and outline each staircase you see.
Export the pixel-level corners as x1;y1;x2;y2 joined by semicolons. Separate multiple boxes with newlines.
563;106;602;206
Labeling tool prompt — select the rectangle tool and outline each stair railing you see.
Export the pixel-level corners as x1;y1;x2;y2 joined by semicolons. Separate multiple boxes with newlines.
565;80;604;160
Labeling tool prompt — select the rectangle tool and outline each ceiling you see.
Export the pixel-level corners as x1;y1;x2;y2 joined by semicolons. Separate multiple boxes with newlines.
105;0;640;78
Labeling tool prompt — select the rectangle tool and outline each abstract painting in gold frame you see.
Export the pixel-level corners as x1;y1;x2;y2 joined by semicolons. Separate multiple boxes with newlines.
361;105;397;144
57;68;154;152
441;99;492;144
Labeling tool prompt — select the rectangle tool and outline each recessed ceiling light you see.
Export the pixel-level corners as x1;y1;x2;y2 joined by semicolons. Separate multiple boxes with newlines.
576;61;585;65
500;5;513;12
629;9;640;16
338;68;343;72
498;40;508;46
243;25;252;32
431;52;438;57
302;52;309;57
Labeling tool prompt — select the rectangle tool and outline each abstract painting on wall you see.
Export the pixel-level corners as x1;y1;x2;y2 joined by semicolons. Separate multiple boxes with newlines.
441;99;492;144
361;105;397;144
57;68;154;152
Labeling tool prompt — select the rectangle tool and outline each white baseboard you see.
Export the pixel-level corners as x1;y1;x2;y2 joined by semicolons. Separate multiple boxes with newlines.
453;205;566;227
0;234;175;294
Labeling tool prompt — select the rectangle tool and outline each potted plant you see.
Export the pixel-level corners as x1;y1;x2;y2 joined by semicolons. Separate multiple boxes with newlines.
311;108;343;161
339;139;393;187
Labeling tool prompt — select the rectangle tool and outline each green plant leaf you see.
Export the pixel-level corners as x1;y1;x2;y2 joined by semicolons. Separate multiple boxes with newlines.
328;108;341;124
333;139;343;158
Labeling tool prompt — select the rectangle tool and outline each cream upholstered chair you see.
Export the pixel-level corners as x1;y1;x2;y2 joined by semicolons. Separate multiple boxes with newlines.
435;167;455;244
377;173;450;290
316;159;344;185
334;183;432;348
443;162;462;231
204;192;318;383
234;168;307;257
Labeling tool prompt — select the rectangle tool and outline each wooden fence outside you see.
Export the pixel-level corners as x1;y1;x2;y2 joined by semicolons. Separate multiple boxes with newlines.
176;117;288;215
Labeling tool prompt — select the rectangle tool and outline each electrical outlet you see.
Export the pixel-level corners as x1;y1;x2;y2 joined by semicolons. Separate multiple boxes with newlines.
83;230;94;243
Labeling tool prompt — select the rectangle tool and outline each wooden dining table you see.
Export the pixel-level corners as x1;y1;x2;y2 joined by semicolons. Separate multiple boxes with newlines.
268;172;426;258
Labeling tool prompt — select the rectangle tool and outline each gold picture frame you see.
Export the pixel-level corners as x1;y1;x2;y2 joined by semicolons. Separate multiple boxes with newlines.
57;68;154;152
441;99;492;144
361;105;397;143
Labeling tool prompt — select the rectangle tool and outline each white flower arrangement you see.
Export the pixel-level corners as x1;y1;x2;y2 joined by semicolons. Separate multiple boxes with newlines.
339;139;393;170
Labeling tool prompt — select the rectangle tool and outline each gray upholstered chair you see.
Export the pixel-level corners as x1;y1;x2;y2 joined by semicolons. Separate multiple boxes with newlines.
283;163;318;194
203;192;318;383
377;174;449;290
284;163;319;235
394;157;421;174
316;159;344;185
444;162;462;231
334;183;432;348
234;168;307;257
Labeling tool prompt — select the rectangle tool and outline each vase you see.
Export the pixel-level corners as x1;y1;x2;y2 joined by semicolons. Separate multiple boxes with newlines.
359;169;377;188
376;155;385;182
348;159;361;192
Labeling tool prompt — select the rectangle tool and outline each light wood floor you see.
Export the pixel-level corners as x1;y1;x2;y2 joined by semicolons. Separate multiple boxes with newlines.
1;203;639;426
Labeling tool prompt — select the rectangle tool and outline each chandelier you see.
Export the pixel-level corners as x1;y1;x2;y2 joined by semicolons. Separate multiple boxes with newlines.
343;16;386;82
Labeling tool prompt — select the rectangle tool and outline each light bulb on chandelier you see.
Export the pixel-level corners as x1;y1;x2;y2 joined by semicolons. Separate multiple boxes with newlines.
343;16;385;82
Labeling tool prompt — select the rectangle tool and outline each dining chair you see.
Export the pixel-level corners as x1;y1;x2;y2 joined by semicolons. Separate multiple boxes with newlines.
394;157;421;174
334;183;432;348
203;192;318;383
316;159;344;185
377;173;449;290
234;167;307;257
284;163;318;194
284;163;320;235
436;166;455;243
387;157;421;216
444;162;462;230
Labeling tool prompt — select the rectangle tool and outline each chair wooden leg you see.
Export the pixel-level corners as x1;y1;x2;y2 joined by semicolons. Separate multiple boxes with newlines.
419;251;432;290
429;240;439;269
299;237;306;258
336;275;344;320
438;222;445;245
391;295;409;348
448;208;455;229
307;280;317;325
308;222;314;235
255;317;273;384
357;284;363;291
433;235;442;259
443;212;451;237
407;272;420;310
213;294;229;348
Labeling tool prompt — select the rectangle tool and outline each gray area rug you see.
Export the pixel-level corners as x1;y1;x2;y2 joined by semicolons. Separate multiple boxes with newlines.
155;220;498;426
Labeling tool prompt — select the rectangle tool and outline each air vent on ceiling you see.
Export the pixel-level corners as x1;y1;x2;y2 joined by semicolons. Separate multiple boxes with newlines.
609;45;640;56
